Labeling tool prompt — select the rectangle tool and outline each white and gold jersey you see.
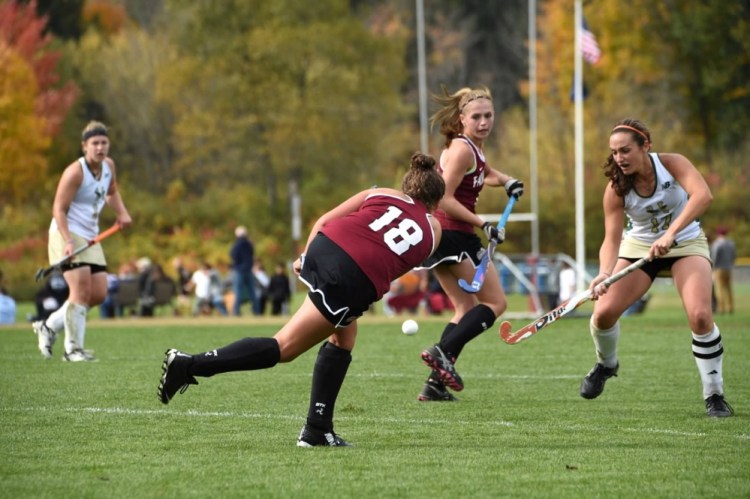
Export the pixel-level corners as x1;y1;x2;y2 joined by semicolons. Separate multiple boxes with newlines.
623;153;701;244
50;158;112;240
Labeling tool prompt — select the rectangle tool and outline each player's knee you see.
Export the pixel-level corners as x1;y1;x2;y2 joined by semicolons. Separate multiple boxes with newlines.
591;310;618;330
688;308;713;333
484;296;507;317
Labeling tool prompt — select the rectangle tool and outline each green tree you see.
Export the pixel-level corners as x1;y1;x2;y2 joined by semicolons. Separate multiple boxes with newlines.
160;0;412;220
67;28;175;192
21;0;84;40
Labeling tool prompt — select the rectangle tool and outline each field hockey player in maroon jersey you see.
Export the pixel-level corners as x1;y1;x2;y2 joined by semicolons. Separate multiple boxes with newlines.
157;153;445;446
416;86;523;401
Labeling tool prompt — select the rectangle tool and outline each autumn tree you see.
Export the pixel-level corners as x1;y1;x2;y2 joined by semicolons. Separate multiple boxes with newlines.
0;0;78;204
0;41;50;205
66;27;176;192
159;0;413;221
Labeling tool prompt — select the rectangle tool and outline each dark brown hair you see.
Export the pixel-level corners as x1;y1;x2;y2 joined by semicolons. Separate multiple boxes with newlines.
401;152;445;211
603;118;652;197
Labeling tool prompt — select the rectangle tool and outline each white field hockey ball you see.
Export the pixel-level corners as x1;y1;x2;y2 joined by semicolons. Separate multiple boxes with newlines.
401;319;419;335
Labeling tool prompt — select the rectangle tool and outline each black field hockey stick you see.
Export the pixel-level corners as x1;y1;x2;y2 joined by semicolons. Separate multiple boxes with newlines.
458;195;517;294
35;223;122;282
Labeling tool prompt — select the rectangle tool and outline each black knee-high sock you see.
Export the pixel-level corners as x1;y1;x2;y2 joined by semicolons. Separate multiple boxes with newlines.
440;304;496;358
426;323;457;386
189;337;280;377
306;342;352;433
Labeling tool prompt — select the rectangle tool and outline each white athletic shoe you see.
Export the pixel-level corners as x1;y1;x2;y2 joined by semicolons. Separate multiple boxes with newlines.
63;349;97;362
32;321;56;360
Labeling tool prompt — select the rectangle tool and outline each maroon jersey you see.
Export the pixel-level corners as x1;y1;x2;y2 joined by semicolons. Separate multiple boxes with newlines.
434;135;486;233
321;193;436;298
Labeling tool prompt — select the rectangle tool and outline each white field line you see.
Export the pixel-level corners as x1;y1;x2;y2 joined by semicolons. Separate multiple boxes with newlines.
3;406;748;440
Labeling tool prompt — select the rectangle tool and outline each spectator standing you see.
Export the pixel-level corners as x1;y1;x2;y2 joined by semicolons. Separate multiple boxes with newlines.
253;258;270;315
710;227;736;314
230;226;257;316
267;262;292;316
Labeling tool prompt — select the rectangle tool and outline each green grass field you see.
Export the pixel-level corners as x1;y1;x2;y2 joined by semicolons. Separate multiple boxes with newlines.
1;285;748;498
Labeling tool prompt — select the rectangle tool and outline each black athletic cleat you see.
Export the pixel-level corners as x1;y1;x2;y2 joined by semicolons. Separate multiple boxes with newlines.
417;379;459;402
580;363;619;399
296;425;352;448
421;344;464;392
705;394;734;418
158;349;198;404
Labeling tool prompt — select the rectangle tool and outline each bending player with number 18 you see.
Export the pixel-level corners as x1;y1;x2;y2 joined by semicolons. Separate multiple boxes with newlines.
580;118;733;418
415;86;523;402
157;153;445;446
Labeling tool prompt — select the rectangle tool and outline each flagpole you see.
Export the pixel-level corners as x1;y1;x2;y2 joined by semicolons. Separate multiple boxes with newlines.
574;0;586;291
529;0;539;259
416;0;428;154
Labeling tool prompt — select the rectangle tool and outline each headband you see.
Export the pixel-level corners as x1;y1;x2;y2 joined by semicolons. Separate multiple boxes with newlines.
459;94;492;112
611;125;649;142
82;127;108;141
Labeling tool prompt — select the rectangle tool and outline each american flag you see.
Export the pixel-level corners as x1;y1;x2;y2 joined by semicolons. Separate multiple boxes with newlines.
581;18;601;65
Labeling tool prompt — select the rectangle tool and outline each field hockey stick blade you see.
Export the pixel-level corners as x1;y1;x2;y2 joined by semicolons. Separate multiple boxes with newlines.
457;196;517;294
499;257;649;345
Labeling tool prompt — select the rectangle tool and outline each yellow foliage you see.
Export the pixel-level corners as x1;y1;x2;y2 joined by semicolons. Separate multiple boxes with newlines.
0;42;50;205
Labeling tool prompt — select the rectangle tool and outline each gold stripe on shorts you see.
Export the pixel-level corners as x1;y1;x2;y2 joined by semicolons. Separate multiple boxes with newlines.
619;231;711;263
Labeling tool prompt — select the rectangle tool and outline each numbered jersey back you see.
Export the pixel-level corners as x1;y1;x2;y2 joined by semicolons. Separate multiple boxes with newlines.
321;193;436;298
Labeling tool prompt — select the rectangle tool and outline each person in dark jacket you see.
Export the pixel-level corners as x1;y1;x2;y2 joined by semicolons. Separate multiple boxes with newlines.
267;262;291;316
230;226;257;316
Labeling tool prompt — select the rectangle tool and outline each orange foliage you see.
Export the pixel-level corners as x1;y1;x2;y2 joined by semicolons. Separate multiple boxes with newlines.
0;0;79;137
83;0;128;34
0;236;47;263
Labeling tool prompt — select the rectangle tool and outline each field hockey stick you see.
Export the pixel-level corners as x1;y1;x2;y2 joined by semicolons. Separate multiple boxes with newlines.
499;257;649;345
35;223;122;282
458;195;517;293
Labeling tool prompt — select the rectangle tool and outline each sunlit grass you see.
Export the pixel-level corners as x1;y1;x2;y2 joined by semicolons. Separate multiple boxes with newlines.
1;284;748;498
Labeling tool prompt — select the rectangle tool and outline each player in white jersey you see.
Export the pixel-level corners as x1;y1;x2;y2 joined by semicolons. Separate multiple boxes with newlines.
33;121;132;362
578;118;732;417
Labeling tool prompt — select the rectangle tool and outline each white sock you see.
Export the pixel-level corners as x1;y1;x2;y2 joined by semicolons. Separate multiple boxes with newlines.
692;324;724;399
64;303;88;354
46;301;68;333
591;320;620;368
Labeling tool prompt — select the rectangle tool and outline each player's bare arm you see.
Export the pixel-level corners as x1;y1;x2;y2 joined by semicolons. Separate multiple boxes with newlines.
104;157;133;228
659;153;713;239
591;185;625;297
